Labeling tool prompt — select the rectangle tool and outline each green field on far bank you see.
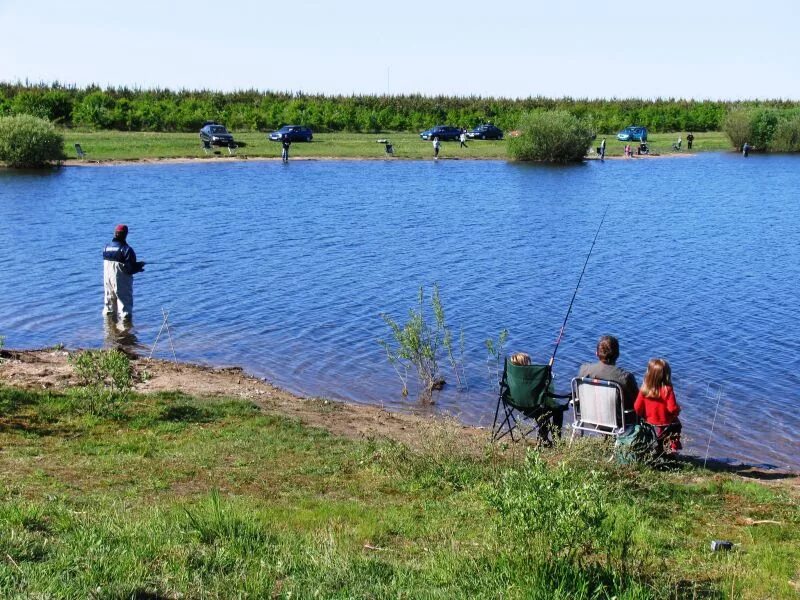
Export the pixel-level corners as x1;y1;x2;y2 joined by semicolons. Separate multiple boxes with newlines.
0;381;797;598
62;130;734;162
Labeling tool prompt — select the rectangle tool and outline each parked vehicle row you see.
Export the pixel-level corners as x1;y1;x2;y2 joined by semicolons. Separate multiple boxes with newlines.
199;122;315;145
420;123;504;141
200;121;505;146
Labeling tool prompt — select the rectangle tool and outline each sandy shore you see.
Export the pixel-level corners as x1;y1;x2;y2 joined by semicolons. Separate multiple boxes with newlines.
59;152;697;167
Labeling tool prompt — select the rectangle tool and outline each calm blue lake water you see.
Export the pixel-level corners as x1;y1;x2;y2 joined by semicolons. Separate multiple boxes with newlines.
1;154;798;469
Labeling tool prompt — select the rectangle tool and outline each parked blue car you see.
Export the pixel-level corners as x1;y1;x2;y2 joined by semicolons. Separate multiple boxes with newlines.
268;125;313;142
466;124;504;140
616;126;648;142
419;126;462;141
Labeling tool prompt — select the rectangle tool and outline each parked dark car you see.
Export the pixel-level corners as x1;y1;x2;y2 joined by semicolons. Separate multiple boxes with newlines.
419;126;462;141
199;122;235;146
616;125;648;142
466;124;504;140
268;125;313;142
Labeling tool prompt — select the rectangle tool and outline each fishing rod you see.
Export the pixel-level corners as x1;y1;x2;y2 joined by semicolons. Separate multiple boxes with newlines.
549;204;610;367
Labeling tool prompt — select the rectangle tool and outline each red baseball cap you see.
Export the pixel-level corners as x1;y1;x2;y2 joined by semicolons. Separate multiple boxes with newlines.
115;224;129;234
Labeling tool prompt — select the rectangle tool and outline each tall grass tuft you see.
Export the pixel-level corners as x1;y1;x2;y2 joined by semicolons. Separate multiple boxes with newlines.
68;348;133;415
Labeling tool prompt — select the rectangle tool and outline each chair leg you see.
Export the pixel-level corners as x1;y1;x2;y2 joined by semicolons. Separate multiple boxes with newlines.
491;399;504;441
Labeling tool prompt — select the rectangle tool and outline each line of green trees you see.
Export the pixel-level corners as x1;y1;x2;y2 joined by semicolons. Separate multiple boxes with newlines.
3;82;800;134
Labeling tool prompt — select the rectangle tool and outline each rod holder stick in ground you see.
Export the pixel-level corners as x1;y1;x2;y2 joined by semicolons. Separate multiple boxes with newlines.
163;307;177;361
148;311;168;360
703;383;724;469
549;204;610;367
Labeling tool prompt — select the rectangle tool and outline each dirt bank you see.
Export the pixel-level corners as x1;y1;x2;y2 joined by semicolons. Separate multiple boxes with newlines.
0;348;483;449
1;348;796;485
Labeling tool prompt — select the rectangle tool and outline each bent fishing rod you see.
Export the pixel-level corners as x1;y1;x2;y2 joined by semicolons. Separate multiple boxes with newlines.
548;204;610;367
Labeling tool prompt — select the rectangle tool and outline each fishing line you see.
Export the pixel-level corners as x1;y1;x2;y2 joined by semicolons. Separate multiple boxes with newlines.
549;204;610;367
704;382;725;469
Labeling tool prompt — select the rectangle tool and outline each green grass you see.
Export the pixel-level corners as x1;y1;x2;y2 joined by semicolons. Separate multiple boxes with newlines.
61;129;734;162
1;384;797;598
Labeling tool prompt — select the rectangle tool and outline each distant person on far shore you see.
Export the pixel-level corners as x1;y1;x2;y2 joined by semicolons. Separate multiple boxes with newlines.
599;137;606;159
433;136;440;159
624;143;631;158
742;142;751;157
281;134;291;162
687;132;694;149
459;129;468;148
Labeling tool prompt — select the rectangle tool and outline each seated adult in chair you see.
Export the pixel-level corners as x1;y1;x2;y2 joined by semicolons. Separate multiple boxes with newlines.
578;335;639;414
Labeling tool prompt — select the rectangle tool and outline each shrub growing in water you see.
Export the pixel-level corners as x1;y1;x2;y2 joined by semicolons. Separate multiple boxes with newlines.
507;110;593;162
0;114;65;167
379;284;461;402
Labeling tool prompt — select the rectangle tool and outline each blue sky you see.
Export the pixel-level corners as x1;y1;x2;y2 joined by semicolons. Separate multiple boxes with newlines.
1;0;797;99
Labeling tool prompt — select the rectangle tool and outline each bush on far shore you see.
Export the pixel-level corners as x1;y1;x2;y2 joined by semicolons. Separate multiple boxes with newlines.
0;114;65;167
722;107;800;152
770;113;800;151
507;110;593;162
722;108;752;151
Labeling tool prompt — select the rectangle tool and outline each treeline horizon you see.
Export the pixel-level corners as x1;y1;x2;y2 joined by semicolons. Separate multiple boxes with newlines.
3;81;800;134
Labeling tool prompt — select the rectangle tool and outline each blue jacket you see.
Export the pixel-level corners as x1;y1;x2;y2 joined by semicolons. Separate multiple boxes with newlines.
103;239;142;275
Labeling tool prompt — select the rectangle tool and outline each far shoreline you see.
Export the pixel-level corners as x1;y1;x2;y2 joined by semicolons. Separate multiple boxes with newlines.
56;152;701;168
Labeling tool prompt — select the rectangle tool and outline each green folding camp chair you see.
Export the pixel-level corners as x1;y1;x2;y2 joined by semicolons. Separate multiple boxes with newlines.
492;358;570;444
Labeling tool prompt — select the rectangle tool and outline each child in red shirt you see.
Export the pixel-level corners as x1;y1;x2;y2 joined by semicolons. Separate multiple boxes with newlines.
634;358;683;452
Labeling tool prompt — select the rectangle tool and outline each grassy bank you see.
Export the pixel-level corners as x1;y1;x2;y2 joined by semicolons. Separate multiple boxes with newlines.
0;382;797;598
61;130;734;162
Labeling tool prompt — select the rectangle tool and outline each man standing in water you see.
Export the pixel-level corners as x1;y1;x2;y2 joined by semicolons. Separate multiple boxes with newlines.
103;224;145;324
281;134;291;162
578;335;639;412
599;137;606;159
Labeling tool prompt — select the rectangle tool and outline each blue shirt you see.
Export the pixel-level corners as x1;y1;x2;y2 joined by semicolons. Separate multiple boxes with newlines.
103;239;140;275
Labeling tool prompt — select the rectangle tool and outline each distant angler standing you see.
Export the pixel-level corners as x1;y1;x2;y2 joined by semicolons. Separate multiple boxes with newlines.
103;224;145;323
